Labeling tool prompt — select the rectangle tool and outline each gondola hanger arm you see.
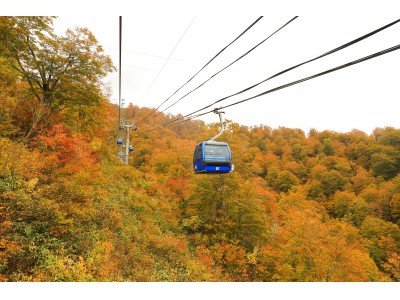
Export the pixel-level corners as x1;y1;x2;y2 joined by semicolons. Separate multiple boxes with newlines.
209;108;227;141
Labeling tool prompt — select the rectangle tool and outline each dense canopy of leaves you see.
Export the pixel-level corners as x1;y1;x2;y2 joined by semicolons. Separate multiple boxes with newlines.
0;16;115;139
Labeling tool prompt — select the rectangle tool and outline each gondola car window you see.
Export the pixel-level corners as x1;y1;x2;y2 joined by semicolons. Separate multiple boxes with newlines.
204;144;230;161
197;144;202;161
193;145;198;164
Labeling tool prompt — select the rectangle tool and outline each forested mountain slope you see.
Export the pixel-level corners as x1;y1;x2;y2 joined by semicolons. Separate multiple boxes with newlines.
1;17;400;282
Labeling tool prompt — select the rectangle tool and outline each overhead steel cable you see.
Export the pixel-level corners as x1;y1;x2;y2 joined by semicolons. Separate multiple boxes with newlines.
138;16;264;124
118;16;122;127
169;18;400;124
162;43;400;127
151;16;298;120
142;17;196;101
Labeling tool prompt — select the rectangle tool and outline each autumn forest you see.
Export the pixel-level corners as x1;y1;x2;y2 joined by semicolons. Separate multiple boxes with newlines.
1;16;400;282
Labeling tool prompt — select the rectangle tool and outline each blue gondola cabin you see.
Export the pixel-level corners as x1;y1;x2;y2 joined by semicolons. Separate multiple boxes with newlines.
193;141;233;174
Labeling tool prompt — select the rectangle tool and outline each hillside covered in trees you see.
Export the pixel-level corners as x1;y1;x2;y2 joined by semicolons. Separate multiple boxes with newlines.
1;17;400;282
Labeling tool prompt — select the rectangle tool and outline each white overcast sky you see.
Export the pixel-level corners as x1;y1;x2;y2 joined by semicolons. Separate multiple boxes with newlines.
7;1;400;135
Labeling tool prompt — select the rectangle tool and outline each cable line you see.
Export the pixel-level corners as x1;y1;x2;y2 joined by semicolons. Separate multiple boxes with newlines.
171;17;400;123
142;17;196;103
118;16;122;127
152;16;298;119
138;16;264;124
166;43;400;125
